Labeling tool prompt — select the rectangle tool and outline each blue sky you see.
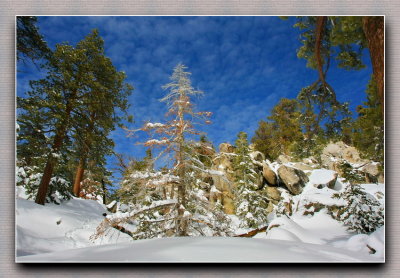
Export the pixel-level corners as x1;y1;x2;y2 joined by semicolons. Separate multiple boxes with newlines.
17;16;372;176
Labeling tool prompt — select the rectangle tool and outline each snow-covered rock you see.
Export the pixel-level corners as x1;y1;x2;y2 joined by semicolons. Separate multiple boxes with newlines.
309;169;338;189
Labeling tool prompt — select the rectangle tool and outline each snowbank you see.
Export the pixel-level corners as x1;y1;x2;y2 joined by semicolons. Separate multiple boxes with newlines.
16;195;132;257
17;236;379;262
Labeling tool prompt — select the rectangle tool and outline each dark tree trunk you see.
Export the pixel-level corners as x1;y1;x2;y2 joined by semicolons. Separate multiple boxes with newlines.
363;16;384;114
101;179;106;204
73;158;85;196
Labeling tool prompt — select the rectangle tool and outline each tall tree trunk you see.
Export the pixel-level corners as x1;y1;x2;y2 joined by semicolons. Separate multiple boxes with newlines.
73;111;94;197
362;16;384;114
35;128;67;205
315;16;327;83
73;158;85;196
35;99;74;205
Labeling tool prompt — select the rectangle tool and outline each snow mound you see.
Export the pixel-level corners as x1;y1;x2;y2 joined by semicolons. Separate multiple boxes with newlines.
309;169;336;185
17;236;379;262
16;196;132;256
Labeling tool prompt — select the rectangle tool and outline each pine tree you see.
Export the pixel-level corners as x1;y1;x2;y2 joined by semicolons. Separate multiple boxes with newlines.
336;183;384;233
252;98;303;160
351;78;384;164
233;132;268;229
292;16;384;114
17;16;50;64
17;30;133;205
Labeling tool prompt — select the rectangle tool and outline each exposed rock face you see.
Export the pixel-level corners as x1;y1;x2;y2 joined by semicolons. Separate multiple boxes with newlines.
277;165;309;195
219;143;235;153
321;141;367;172
361;163;384;183
211;151;236;214
262;162;277;186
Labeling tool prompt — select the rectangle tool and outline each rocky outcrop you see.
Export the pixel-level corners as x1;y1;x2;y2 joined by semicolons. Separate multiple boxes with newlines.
320;141;368;173
320;141;383;183
277;165;309;195
262;162;277;186
211;144;236;214
361;162;384;184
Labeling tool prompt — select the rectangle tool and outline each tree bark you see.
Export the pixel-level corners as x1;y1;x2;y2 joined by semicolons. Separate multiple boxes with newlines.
35;99;73;205
35;128;67;205
73;158;85;196
362;16;384;114
315;16;327;83
101;179;106;204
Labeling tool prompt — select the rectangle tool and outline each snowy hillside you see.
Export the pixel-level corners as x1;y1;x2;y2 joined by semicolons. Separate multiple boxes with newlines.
16;172;385;262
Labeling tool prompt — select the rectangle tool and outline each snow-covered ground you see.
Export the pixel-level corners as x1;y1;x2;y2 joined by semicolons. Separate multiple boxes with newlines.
17;236;379;262
15;168;385;263
16;188;132;257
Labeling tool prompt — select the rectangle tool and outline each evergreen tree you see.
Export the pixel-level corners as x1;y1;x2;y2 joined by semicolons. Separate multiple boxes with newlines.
292;16;384;114
17;16;50;64
252;98;303;160
116;150;155;205
336;183;384;234
233;132;268;229
17;29;133;205
351;78;384;163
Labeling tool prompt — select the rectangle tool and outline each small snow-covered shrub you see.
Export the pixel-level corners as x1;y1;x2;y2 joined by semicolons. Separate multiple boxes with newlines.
16;166;72;204
336;183;384;233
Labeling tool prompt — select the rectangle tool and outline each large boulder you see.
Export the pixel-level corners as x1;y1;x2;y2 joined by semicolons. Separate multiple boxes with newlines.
361;162;384;184
277;165;309;195
262;162;277;186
